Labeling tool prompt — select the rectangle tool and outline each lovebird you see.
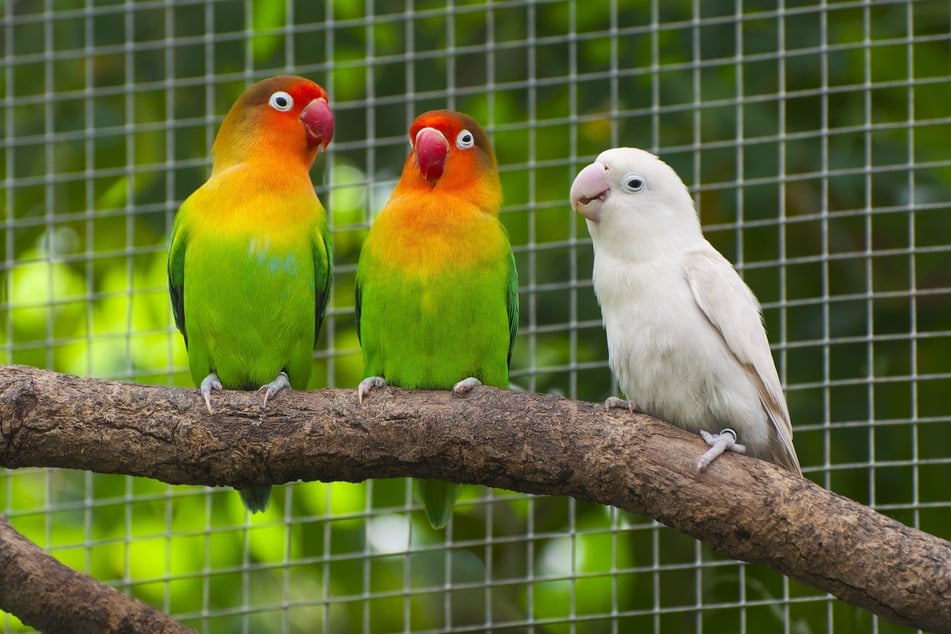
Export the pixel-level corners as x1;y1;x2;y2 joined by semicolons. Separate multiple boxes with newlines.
168;75;334;512
570;147;801;474
355;110;518;529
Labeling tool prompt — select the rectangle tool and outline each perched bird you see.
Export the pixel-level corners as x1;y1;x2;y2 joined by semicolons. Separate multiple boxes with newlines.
570;147;800;474
355;110;518;528
168;75;334;512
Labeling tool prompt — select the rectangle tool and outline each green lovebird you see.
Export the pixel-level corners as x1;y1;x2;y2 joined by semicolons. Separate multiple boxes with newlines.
167;76;334;513
355;110;519;529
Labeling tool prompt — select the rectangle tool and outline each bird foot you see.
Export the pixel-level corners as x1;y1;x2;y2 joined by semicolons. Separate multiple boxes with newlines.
604;396;635;412
697;428;747;471
199;373;223;414
258;371;290;408
452;377;482;396
358;376;387;404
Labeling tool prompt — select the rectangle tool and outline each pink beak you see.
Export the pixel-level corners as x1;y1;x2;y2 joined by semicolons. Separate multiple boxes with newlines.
300;98;334;149
415;127;450;182
570;162;611;222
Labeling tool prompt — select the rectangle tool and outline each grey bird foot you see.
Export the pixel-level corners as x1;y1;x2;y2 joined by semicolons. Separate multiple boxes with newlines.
452;377;482;396
697;428;747;471
604;396;635;412
358;376;387;404
258;371;291;408
199;373;223;414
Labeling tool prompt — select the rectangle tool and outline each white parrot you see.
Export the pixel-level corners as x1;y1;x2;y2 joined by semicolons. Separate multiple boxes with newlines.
570;147;801;474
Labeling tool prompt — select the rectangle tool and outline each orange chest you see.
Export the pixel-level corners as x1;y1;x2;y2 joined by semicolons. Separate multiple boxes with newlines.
366;196;507;273
182;167;322;240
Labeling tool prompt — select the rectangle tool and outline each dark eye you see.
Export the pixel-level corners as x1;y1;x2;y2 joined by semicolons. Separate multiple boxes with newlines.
622;173;646;193
268;91;294;112
456;129;475;149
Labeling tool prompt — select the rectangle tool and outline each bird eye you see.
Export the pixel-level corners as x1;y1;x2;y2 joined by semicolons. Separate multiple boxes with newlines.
456;129;475;149
621;173;646;193
268;91;294;112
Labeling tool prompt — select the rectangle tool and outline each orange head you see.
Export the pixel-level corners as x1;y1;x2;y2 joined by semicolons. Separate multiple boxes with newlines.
398;110;501;212
211;75;333;170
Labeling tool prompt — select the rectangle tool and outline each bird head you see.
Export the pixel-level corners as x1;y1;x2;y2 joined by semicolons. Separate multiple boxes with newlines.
406;110;496;182
570;147;702;257
212;75;333;169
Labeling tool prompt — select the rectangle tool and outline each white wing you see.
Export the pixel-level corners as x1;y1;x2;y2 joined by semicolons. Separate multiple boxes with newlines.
684;246;801;474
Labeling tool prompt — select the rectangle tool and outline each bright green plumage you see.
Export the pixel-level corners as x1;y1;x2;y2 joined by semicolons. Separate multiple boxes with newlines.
356;243;516;390
168;76;334;513
355;110;518;529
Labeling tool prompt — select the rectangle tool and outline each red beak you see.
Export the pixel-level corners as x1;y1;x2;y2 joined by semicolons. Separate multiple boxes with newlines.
300;98;334;149
414;127;450;181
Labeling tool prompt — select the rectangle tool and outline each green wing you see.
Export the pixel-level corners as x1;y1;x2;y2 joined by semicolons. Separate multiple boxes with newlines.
506;249;519;369
314;223;334;345
354;266;363;346
167;217;188;346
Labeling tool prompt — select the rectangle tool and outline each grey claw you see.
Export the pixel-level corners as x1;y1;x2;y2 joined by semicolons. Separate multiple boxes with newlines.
452;377;482;396
697;428;747;471
604;396;634;412
199;373;223;414
357;376;387;404
258;371;291;408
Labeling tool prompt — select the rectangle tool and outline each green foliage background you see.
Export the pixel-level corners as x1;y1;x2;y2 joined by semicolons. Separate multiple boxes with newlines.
2;0;949;632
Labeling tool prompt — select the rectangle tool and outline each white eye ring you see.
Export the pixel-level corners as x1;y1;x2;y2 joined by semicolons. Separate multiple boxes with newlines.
268;91;294;112
621;172;646;193
456;129;475;149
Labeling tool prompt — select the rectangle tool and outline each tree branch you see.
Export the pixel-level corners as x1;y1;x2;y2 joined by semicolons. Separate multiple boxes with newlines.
1;364;949;633
0;515;192;633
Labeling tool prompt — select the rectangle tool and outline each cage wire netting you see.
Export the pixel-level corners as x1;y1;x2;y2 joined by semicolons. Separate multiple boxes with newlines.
2;0;950;632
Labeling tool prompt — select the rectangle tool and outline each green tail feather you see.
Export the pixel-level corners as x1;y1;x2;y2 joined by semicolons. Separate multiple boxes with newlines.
415;479;459;530
237;486;272;514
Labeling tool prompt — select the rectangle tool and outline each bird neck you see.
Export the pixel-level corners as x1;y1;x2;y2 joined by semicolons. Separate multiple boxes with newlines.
588;218;704;265
394;157;502;217
211;110;319;173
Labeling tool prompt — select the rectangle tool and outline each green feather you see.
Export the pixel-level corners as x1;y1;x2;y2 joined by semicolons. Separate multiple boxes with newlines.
356;266;513;390
415;479;460;530
355;212;517;529
238;486;273;514
355;111;517;529
168;193;332;514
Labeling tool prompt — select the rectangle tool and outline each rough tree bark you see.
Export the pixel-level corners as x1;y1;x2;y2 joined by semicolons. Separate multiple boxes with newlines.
0;365;949;633
0;516;191;634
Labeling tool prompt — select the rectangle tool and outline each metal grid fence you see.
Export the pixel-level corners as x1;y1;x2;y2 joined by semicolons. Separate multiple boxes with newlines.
2;0;950;632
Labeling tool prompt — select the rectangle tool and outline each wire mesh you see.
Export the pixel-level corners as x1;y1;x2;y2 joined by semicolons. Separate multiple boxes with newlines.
2;0;949;632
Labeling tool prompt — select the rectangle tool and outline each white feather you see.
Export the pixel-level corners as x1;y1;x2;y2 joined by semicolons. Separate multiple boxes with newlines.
572;148;801;474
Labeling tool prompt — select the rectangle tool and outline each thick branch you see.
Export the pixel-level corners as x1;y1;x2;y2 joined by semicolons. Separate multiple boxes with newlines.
1;364;949;633
0;516;191;633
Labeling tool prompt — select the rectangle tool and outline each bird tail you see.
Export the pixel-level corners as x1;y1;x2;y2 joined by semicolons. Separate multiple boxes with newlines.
237;486;272;513
415;479;459;530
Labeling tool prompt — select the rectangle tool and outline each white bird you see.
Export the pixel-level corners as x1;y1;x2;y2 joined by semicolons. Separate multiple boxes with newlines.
569;147;801;474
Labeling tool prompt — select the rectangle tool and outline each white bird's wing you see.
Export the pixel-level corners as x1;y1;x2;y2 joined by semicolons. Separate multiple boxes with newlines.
684;247;802;474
